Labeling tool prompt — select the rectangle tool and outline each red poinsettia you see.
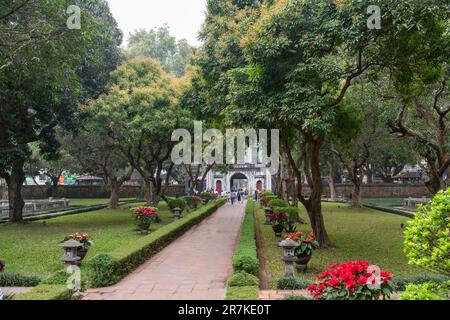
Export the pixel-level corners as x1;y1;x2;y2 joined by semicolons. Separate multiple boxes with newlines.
307;261;394;300
132;207;159;225
64;232;93;249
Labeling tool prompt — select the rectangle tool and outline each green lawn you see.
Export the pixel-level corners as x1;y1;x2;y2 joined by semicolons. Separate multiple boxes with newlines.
257;202;438;288
361;198;406;208
0;202;173;278
68;198;136;207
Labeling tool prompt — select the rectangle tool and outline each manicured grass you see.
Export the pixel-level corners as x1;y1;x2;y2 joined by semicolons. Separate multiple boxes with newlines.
361;198;406;208
0;202;173;278
257;202;439;289
68;198;136;207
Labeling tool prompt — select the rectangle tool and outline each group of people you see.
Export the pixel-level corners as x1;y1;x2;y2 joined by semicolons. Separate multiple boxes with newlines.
223;189;248;205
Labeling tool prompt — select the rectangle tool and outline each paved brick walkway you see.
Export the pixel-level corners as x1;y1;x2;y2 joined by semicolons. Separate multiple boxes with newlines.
84;202;245;300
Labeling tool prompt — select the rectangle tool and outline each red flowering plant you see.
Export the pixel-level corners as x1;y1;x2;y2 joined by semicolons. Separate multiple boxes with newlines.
260;196;274;206
63;232;93;250
307;261;395;300
283;231;319;256
269;210;287;225
132;207;159;226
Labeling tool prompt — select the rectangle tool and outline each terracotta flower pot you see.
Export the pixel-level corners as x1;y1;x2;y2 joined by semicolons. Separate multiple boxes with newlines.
295;253;312;273
272;224;284;237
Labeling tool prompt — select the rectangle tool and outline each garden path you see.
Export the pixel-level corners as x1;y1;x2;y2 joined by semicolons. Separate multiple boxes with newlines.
83;201;245;300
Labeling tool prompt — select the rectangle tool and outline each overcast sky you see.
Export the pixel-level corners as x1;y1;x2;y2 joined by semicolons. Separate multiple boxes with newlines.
106;0;207;47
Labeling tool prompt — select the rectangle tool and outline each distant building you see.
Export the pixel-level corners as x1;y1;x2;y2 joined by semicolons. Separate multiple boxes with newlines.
75;176;104;186
393;165;422;184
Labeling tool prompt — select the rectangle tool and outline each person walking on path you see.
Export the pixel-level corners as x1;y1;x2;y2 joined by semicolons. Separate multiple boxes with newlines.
231;191;237;205
237;191;242;203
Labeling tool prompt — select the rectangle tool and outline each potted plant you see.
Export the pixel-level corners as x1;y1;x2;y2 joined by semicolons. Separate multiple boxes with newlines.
132;207;159;235
200;192;214;204
283;231;319;272
191;196;202;209
270;210;288;237
63;232;93;261
307;261;395;300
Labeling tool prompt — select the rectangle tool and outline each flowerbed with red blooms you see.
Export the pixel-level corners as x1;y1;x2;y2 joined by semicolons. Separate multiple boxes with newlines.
284;231;319;256
307;261;395;300
63;232;93;250
132;207;159;226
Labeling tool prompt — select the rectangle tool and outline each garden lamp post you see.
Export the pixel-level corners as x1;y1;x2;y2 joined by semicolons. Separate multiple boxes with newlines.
280;238;299;277
173;207;182;220
59;239;82;270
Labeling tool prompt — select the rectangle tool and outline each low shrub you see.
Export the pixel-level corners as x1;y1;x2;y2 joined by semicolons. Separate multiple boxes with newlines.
167;198;187;211
267;199;287;208
180;196;194;208
260;192;276;197
228;272;259;287
392;274;450;291
225;286;260;300
200;192;214;200
14;284;73;300
400;281;450;300
0;272;42;287
88;199;226;288
277;277;311;290
284;294;311;300
231;200;260;275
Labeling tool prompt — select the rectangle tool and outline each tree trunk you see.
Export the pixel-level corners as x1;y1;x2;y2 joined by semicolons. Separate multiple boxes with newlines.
351;180;362;208
327;161;337;201
425;173;444;196
108;179;120;209
144;179;153;205
306;138;334;248
6;160;26;223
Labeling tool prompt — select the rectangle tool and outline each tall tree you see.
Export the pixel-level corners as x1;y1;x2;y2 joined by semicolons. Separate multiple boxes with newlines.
87;57;189;206
0;0;122;222
125;25;195;77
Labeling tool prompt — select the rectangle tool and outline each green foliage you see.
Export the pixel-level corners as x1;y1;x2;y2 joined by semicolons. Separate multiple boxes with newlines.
400;281;450;300
167;198;188;211
276;277;311;290
404;189;450;275
392;274;450;291
260;192;275;197
231;200;260;275
0;272;41;287
125;25;194;77
228;272;259;287
14;285;73;301
284;294;310;301
88;200;226;287
200;192;214;200
225;286;260;300
267;199;287;208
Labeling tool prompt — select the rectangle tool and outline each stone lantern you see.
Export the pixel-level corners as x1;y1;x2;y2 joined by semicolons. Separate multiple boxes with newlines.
59;239;82;269
279;238;299;277
173;207;182;220
264;207;274;225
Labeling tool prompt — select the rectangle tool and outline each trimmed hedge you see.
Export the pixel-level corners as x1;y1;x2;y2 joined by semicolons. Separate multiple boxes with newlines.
226;200;260;300
392;274;450;291
0;272;42;287
14;284;74;301
228;272;259;287
88;199;226;288
276;277;312;290
225;286;260;300
267;199;288;208
231;200;260;275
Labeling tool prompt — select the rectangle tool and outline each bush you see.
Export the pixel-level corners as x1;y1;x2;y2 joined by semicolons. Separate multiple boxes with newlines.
277;277;311;290
88;199;226;288
0;272;42;287
400;281;450;300
180;196;193;208
404;189;450;275
225;286;260;300
200;192;214;200
231;200;260;275
392;274;450;291
167;198;187;211
228;272;259;287
267;199;287;208
284;295;311;300
260;192;275;197
14;284;73;300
